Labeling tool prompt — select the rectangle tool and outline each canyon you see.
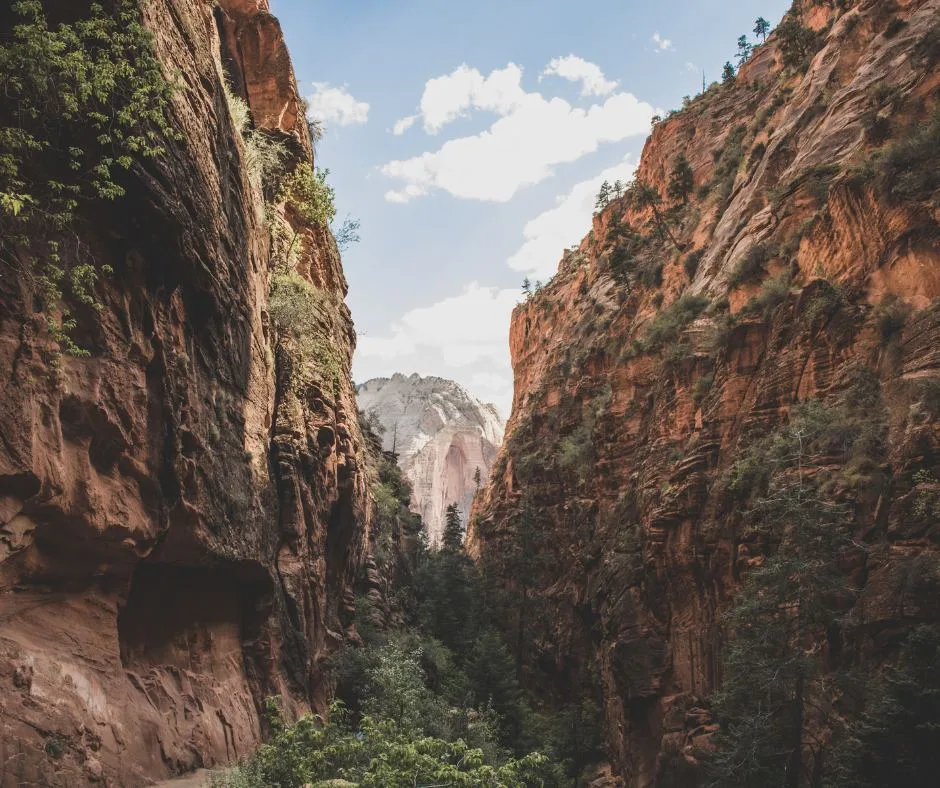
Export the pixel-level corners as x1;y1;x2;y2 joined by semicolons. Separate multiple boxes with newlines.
357;373;503;545
0;0;937;785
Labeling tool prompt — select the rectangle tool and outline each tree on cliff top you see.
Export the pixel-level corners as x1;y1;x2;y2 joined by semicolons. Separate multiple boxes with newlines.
754;16;771;42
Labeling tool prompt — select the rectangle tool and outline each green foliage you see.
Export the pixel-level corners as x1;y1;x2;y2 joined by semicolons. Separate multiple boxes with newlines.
722;61;736;83
268;269;342;389
211;699;561;788
861;110;940;206
706;402;861;787
442;503;465;552
0;0;177;355
667;154;694;203
280;162;337;227
225;86;287;192
728;242;775;289
740;272;791;320
826;625;940;788
776;13;818;70
642;293;710;352
754;17;771;42
683;249;703;279
712;125;747;206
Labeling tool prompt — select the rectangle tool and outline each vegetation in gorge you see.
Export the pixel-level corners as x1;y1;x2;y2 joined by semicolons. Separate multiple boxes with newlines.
214;433;590;786
0;0;176;355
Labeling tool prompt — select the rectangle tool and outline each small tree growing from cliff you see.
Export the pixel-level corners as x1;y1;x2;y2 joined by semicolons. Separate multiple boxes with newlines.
723;61;736;83
595;180;612;211
754;17;771;42
737;34;753;67
668;154;695;203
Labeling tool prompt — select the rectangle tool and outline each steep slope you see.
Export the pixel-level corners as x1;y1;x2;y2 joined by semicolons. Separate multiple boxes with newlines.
0;1;370;785
472;0;940;784
358;373;503;544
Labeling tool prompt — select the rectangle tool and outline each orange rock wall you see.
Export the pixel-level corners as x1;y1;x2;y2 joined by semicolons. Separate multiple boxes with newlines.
473;0;940;784
0;1;369;785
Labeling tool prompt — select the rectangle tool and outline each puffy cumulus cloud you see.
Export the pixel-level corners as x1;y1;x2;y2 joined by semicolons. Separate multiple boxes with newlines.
507;154;637;279
652;32;674;52
357;283;519;368
541;55;618;96
413;63;527;134
382;89;653;203
307;82;369;126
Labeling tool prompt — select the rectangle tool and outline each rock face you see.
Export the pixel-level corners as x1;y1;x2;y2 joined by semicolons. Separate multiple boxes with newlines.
0;1;369;785
472;0;940;784
357;374;503;544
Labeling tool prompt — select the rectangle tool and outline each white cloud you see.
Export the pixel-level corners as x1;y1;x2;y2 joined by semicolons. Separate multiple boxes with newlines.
541;55;618;96
652;32;674;52
507;154;637;279
408;63;528;134
392;115;417;135
307;82;369;126
382;85;653;203
357;283;520;368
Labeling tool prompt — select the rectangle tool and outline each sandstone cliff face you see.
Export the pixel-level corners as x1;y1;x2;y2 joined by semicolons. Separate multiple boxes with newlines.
358;374;503;544
472;0;940;784
0;1;368;785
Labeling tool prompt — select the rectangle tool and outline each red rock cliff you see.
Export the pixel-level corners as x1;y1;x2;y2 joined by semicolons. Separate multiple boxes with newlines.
472;0;940;784
0;1;369;784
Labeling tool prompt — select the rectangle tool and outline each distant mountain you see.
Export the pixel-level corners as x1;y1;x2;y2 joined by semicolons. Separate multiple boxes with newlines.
357;373;504;544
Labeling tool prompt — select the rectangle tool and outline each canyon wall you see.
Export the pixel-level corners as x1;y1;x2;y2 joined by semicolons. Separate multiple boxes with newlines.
0;1;370;785
472;0;940;784
358;374;503;544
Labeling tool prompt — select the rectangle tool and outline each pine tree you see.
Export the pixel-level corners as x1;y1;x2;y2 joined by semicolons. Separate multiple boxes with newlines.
706;403;858;788
722;61;736;83
442;504;464;552
521;277;532;296
737;34;753;67
595;180;611;211
827;624;940;788
754;16;771;42
629;179;683;252
473;467;482;488
667;154;694;203
612;179;625;199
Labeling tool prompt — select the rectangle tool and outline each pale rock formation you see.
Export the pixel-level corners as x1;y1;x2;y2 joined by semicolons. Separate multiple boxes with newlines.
357;374;503;544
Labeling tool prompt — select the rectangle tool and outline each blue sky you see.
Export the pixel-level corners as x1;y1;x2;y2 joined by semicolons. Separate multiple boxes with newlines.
270;0;791;414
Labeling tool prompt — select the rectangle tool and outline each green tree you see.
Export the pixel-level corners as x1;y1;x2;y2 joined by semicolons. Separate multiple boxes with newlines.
706;403;859;788
776;14;817;70
442;503;464;552
522;276;532;296
474;466;483;488
737;34;753;66
595;179;611;211
754;16;771;42
827;624;940;788
629;179;683;252
722;61;736;83
668;154;694;203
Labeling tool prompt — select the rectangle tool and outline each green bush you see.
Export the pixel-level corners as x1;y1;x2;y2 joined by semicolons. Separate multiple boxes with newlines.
728;242;775;288
740;272;791;320
870;111;940;205
776;14;818;70
0;0;177;355
642;293;710;351
211;699;562;788
684;249;704;279
269;269;341;388
225;87;287;192
280;162;336;227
